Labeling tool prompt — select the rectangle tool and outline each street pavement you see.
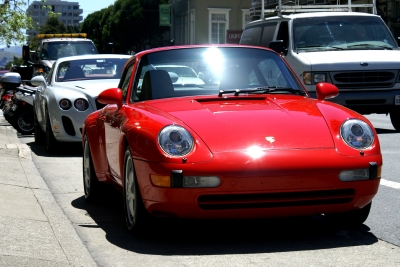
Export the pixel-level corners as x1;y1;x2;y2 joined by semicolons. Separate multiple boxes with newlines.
0;113;96;267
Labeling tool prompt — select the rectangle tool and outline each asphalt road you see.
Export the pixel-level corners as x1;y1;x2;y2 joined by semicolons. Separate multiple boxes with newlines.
17;113;400;266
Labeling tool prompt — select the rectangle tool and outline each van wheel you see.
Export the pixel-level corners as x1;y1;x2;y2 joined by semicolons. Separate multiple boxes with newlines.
390;108;400;131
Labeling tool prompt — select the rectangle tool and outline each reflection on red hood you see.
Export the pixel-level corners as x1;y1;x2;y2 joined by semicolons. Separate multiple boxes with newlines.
147;95;335;153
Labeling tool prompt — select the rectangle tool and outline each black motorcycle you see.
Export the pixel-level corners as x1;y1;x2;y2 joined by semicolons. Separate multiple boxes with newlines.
0;72;36;135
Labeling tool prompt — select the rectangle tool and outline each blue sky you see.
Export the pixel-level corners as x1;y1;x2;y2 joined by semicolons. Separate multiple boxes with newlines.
78;0;116;19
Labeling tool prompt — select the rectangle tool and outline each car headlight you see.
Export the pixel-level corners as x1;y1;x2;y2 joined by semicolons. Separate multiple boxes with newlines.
303;72;327;85
74;98;89;111
59;99;72;110
340;119;374;149
158;125;194;156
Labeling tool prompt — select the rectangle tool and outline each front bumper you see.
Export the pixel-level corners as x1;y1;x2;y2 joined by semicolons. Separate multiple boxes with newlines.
134;149;382;219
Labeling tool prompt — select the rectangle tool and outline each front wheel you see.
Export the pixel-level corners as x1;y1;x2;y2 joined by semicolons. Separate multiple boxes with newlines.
82;135;101;201
123;147;149;234
325;202;372;228
390;107;400;131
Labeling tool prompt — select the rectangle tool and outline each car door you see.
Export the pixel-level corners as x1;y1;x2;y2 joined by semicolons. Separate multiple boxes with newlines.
103;63;134;185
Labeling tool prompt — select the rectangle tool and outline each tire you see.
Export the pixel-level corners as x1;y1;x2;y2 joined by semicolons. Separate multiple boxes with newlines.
123;147;148;234
325;202;372;228
12;108;34;135
389;107;400;131
82;135;101;201
45;112;58;153
34;110;46;144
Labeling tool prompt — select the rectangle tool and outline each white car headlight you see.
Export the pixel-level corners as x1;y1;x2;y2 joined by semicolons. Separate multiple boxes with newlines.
340;119;374;149
158;125;194;156
59;99;72;110
74;98;89;111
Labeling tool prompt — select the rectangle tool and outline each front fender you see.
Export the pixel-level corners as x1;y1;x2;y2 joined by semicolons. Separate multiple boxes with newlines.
315;99;381;157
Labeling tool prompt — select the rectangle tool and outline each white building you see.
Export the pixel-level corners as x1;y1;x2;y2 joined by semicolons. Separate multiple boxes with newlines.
26;0;83;38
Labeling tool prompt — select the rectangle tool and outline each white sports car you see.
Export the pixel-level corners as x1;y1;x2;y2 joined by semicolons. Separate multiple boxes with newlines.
31;54;131;153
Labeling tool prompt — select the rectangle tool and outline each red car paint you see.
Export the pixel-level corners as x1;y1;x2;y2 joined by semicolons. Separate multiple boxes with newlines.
83;45;381;223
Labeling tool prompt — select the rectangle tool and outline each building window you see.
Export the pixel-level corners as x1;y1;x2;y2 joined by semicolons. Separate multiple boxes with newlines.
242;9;251;29
208;8;230;44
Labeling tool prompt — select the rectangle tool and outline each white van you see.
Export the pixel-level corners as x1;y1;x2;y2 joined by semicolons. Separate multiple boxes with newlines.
240;1;400;130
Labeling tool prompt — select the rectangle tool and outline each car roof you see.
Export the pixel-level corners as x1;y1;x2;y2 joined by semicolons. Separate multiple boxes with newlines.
123;44;275;69
55;54;132;63
247;11;379;24
41;38;94;43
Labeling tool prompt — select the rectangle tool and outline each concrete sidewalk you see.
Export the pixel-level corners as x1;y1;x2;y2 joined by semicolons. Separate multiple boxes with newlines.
0;113;96;266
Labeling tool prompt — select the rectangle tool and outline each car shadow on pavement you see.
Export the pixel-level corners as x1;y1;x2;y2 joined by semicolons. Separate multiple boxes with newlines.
71;187;378;256
23;139;82;158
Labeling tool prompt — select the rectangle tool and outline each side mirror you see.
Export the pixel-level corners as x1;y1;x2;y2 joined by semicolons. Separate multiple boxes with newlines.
269;40;288;55
30;75;47;88
22;45;30;61
316;82;339;100
98;88;123;109
30;51;38;62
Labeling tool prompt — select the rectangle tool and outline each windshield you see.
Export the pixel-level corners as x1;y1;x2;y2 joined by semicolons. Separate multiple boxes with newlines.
132;47;304;101
40;41;98;60
293;16;397;51
56;57;129;82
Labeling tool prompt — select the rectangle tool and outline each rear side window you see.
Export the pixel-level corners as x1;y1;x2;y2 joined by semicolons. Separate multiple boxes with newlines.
240;26;262;45
240;22;278;47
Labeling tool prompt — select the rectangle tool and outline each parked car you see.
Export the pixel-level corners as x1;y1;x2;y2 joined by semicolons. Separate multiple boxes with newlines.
82;45;382;235
31;54;131;153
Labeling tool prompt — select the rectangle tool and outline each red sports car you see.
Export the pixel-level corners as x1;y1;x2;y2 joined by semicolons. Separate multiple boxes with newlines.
82;45;382;234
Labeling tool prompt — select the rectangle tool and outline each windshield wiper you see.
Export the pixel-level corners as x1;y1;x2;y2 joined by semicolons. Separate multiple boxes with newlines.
346;43;393;50
218;86;307;97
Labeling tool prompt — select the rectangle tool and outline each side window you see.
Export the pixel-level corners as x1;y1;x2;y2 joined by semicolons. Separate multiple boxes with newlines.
120;64;134;101
260;22;278;47
240;26;261;45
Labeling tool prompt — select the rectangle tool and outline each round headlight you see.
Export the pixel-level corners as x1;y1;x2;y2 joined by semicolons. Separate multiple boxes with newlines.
340;119;374;149
158;125;194;156
59;99;72;110
74;98;89;111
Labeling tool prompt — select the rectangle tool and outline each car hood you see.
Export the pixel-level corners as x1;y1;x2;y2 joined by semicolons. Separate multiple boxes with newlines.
296;50;400;70
146;96;335;152
55;79;120;98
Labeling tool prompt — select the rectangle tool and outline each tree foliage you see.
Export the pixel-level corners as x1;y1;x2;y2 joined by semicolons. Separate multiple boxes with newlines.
0;0;34;47
82;0;170;54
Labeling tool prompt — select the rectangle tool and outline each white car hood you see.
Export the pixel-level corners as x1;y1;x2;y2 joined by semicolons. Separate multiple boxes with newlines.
295;50;400;71
55;79;119;98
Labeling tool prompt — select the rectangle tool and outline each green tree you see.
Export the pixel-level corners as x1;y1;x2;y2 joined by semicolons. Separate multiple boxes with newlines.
0;0;35;47
81;0;170;54
5;55;24;69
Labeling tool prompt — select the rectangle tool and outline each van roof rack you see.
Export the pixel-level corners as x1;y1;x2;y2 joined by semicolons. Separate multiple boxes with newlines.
249;0;376;19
